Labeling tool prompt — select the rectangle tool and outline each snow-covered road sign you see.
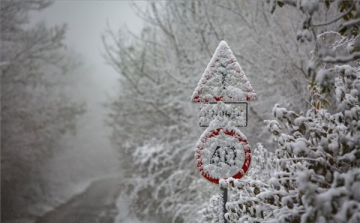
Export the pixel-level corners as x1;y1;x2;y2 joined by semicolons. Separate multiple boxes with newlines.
199;102;248;127
191;41;257;103
192;40;257;223
196;127;251;184
191;41;257;185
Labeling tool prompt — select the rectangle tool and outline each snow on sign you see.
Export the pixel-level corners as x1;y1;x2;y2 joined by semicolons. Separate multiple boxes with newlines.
195;127;251;184
192;41;257;223
191;41;257;103
192;41;257;185
199;102;248;127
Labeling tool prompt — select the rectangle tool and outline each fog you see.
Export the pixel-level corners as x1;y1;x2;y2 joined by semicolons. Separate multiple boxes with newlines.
28;0;145;172
4;1;359;223
1;1;145;222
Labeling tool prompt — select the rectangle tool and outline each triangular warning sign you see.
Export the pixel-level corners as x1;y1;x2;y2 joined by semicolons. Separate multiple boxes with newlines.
191;41;257;103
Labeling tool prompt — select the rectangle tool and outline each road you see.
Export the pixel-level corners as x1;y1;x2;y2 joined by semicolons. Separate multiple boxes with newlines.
36;178;122;223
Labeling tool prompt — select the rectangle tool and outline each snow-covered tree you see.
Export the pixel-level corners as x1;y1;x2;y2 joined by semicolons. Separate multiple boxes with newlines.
197;1;360;223
1;1;84;221
104;1;315;222
265;65;360;223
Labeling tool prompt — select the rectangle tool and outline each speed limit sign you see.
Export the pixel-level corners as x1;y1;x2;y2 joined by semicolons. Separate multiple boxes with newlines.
195;127;251;184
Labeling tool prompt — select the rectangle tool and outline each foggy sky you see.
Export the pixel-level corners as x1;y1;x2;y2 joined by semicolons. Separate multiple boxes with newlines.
31;0;145;99
29;1;146;175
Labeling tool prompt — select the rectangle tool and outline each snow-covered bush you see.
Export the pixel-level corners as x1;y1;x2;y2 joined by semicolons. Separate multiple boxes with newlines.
198;1;360;222
198;63;360;223
265;66;360;222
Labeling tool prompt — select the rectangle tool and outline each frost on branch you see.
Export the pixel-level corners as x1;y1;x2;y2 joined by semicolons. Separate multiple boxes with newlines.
263;65;360;223
198;60;360;223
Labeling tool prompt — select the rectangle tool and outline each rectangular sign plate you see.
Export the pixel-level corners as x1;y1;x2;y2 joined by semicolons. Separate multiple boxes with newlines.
199;102;248;127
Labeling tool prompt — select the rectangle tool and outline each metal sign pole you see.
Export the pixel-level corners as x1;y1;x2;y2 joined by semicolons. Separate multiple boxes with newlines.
220;186;228;223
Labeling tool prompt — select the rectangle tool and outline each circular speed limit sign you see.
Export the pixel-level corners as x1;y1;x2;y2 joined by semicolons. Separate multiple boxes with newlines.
195;127;251;184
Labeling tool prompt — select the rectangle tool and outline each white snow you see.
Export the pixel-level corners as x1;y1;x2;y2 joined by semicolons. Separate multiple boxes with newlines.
191;41;257;103
196;121;249;179
299;0;319;15
199;102;247;127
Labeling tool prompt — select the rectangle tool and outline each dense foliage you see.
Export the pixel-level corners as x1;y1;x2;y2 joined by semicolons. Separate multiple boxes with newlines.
207;64;360;223
198;0;360;222
105;0;360;222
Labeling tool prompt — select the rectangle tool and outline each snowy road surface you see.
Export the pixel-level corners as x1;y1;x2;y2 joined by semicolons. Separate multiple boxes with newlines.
36;178;121;223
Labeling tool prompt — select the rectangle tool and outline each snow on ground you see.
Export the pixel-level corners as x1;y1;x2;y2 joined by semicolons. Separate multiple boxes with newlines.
114;195;155;223
5;173;122;223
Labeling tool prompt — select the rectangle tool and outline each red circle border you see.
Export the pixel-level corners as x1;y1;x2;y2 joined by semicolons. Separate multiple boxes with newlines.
196;128;251;184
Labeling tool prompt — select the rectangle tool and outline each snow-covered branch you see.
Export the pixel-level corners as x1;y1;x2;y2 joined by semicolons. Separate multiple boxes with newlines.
322;52;360;63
